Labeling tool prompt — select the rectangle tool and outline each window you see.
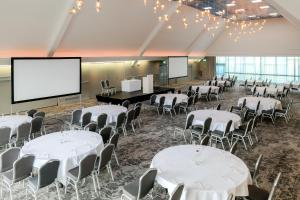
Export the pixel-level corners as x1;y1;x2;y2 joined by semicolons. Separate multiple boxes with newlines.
216;56;300;83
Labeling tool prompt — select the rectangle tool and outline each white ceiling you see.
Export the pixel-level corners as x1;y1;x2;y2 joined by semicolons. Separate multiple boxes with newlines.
0;0;299;60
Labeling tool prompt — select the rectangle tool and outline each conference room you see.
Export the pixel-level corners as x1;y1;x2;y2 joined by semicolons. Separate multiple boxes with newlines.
0;0;299;200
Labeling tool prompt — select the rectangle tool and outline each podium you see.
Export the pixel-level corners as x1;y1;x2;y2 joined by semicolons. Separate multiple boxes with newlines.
142;75;153;94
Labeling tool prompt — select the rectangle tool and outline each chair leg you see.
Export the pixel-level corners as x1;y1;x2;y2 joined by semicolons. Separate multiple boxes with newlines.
113;150;120;166
55;181;62;200
221;139;225;150
9;186;13;200
74;182;80;200
95;172;101;192
242;137;248;150
107;163;114;181
91;173;99;197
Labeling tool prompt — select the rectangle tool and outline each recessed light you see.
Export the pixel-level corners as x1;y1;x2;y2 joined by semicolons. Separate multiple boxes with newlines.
203;6;212;10
251;0;262;3
260;5;270;9
269;12;278;16
226;3;236;7
235;8;245;13
248;15;257;18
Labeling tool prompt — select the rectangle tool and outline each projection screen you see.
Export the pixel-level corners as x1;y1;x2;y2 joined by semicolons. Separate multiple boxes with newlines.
11;57;81;104
168;56;188;79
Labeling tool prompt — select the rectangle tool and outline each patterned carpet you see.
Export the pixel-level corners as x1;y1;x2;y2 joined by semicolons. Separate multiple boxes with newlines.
3;86;300;200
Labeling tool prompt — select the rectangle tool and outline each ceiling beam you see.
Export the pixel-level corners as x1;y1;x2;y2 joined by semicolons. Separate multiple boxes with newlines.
131;2;180;66
47;0;75;57
265;0;300;29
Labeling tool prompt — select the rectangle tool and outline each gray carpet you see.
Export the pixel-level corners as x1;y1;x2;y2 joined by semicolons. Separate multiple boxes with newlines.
3;86;300;200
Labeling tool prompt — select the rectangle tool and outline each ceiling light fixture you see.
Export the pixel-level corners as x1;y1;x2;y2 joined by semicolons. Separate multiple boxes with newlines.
251;0;262;3
70;0;102;14
260;5;270;9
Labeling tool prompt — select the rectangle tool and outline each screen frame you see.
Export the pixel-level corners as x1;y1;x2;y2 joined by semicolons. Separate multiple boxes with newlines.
11;57;82;104
168;56;189;79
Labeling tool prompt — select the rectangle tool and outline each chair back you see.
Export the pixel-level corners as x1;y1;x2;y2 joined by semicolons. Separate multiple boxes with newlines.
27;109;37;118
116;112;126;128
137;168;158;199
171;97;177;108
0;147;20;173
255;101;261;112
100;126;112;144
126;109;135;125
187;90;192;97
177;90;181;94
224;120;233;136
0;127;11;146
193;93;199;105
100;80;106;89
242;98;247;108
188;86;192;91
216;104;221;110
105;80;110;87
81;112;92;127
242;109;249;123
13;154;35;183
97;113;108;130
149;95;157;105
84;122;97;132
17;122;31;142
133;105;141;120
195;87;199;93
185;114;194;130
169;184;184;200
208;80;211;86
251;115;259;131
71;109;82;125
187;96;194;107
230;140;238;154
33;111;45;118
202;117;212;135
200;135;210;146
38;160;60;189
253;154;263;180
78;154;97;180
97;144;114;170
158;96;165;107
207;87;211;95
122;100;130;109
268;172;281;200
134;102;142;108
243;119;253;136
30;117;43;134
109;133;120;149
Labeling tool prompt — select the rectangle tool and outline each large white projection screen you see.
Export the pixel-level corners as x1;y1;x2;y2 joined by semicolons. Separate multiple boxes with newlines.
12;58;81;104
168;57;188;79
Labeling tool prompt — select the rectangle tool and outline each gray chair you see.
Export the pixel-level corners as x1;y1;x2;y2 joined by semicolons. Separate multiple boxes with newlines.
230;98;246;115
97;113;108;130
100;126;112;144
261;107;276;124
192;93;200;110
275;103;290;124
122;100;130;109
1;154;35;200
65;109;82;130
173;114;194;143
143;95;157;109
133;105;142;128
26;109;37;118
0;127;11;149
179;96;194;114
100;80;110;96
163;97;177;117
0;147;20;176
110;112;126;135
30;117;44;139
169;184;184;200
155;96;165;115
247;172;281;200
84;122;97;132
95;144;115;185
74;112;92;130
231;119;253;150
251;154;263;187
65;154;98;200
200;87;211;101
191;117;212;143
200;135;210;146
210;120;233;150
121;168;157;200
247;101;261;117
33;111;45;118
215;103;221;110
124;110;136;136
105;80;116;95
109;133;120;166
11;122;31;147
229;140;238;155
26;159;61;200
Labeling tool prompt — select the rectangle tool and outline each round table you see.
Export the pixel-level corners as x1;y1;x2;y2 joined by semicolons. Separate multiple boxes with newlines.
237;96;282;115
151;145;252;200
251;87;279;96
156;94;188;106
189;110;241;132
191;86;219;94
20;130;104;185
0;115;32;137
82;105;127;123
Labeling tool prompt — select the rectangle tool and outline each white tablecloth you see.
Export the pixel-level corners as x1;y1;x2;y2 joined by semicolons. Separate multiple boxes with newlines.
0;115;32;137
192;86;219;94
20;130;104;185
251;87;278;96
151;145;252;200
121;79;141;92
156;94;188;106
217;80;231;87
82;105;127;123
238;97;282;114
189;110;241;132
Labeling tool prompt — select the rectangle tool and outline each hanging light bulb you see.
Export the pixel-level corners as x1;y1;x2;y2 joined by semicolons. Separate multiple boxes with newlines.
76;0;84;10
70;6;78;14
96;0;101;13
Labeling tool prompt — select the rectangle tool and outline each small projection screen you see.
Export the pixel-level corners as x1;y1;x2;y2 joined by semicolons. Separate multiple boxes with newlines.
11;57;81;104
168;56;188;79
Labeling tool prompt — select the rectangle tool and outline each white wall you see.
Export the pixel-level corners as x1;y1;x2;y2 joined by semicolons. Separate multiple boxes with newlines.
206;18;300;56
